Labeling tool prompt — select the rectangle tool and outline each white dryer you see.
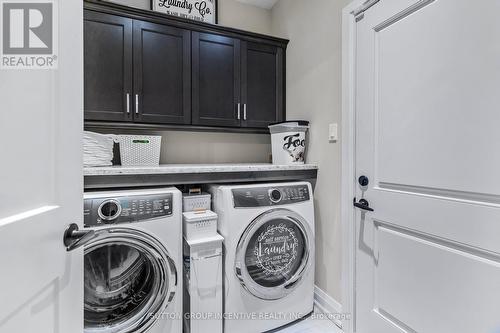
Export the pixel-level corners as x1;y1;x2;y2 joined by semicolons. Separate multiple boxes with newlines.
209;182;315;333
77;188;183;333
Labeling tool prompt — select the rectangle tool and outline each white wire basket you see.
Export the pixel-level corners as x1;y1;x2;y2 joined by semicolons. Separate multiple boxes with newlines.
115;135;161;166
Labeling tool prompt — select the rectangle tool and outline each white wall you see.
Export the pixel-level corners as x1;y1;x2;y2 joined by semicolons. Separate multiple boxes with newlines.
271;0;350;303
107;0;149;10
107;0;272;34
218;0;272;34
102;0;273;163
159;131;271;163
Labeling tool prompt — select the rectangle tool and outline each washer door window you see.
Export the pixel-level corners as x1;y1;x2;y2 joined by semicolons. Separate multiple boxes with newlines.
84;228;177;333
235;209;313;300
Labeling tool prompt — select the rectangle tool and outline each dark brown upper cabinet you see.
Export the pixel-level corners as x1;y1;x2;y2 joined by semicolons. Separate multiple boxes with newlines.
133;21;191;125
84;12;191;125
84;11;133;122
241;42;284;128
192;32;241;127
83;0;288;133
192;35;284;129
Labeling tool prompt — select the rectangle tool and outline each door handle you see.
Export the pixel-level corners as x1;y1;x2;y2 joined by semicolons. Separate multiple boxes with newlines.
126;93;130;114
353;198;374;212
63;223;96;252
237;103;241;120
135;94;139;114
243;103;247;120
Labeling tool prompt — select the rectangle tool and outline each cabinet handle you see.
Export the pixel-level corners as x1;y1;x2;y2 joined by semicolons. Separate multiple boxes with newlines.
135;94;139;114
126;93;130;114
243;103;247;120
237;103;241;120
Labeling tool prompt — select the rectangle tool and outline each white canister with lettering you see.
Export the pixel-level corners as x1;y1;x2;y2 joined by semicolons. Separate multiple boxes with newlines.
269;121;309;165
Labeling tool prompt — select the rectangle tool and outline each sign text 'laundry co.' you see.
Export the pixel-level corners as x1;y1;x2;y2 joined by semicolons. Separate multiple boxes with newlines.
153;0;217;24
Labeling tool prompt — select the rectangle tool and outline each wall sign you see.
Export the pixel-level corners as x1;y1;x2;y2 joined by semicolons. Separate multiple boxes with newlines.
152;0;217;24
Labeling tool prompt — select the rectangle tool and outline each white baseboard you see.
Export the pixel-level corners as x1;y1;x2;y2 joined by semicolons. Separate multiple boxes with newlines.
314;286;343;330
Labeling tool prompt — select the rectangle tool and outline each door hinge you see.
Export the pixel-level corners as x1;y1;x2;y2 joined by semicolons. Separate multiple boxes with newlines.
352;0;380;20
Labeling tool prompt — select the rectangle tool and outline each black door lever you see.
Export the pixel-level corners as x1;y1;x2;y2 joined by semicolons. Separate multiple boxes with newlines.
63;223;96;252
353;198;374;212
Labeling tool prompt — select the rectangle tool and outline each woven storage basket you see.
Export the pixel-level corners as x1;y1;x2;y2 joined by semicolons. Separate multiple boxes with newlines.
115;135;161;166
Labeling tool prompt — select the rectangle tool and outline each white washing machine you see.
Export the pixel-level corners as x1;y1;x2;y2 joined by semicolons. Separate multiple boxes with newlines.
209;182;315;333
73;188;183;333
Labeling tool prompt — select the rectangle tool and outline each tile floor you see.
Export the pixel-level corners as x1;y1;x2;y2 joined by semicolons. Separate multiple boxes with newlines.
276;313;343;333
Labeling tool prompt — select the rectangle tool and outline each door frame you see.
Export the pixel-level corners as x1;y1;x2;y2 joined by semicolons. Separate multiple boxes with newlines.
341;1;378;332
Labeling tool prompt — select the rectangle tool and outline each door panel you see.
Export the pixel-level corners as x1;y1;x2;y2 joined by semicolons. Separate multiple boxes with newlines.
355;0;500;332
241;42;283;128
0;1;83;331
374;0;500;196
374;223;500;333
84;11;133;122
192;32;241;127
133;21;191;124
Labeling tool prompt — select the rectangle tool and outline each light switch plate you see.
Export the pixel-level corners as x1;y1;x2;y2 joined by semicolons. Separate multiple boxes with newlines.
329;123;338;142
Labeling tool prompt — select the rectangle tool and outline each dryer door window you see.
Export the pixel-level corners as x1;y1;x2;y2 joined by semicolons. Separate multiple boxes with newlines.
83;228;177;333
245;218;306;287
235;209;313;300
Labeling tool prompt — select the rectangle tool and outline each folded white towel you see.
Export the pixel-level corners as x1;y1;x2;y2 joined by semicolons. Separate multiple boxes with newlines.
83;131;115;167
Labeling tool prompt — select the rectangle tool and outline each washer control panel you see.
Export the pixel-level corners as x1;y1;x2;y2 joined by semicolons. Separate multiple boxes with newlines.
232;184;310;208
84;193;173;227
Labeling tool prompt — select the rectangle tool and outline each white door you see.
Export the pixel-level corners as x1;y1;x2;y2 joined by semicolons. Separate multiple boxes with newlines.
354;0;500;332
0;1;83;332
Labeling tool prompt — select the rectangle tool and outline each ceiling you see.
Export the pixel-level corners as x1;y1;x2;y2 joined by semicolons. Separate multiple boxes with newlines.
234;0;279;9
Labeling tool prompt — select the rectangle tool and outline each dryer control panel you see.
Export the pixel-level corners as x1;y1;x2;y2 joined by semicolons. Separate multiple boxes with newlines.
232;184;310;208
84;193;173;227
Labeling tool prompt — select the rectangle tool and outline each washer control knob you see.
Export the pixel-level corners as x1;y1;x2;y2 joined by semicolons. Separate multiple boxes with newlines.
98;199;122;223
269;189;282;203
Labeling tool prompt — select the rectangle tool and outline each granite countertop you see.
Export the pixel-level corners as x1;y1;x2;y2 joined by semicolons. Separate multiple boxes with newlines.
84;163;319;176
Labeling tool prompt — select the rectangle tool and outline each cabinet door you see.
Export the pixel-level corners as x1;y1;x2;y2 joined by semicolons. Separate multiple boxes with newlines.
133;21;191;124
241;42;284;128
192;32;241;127
84;11;133;122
